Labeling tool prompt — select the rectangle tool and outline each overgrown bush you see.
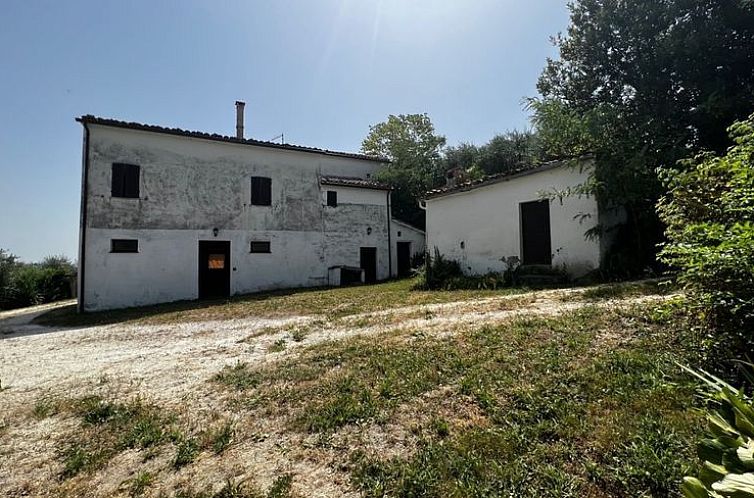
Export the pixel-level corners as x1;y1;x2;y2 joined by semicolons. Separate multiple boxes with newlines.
0;250;76;310
657;114;754;372
413;250;522;291
681;364;754;498
413;248;463;290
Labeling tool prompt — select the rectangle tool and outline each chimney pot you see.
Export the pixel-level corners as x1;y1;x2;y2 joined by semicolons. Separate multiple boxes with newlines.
235;101;245;139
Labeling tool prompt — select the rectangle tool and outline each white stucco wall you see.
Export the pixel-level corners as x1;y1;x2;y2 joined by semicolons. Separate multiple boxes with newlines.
81;124;391;311
390;220;426;276
425;161;600;278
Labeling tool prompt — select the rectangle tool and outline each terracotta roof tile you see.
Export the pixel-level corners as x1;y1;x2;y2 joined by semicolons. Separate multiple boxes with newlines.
423;157;592;200
320;175;391;190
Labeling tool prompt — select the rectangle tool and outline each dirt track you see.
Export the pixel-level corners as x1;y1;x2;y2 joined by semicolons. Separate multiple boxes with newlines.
0;288;668;497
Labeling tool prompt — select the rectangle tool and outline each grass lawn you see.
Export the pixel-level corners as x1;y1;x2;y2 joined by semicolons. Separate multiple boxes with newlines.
9;280;704;497
212;301;702;497
32;278;527;327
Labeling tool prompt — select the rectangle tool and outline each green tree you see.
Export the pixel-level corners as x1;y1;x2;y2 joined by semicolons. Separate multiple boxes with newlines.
532;0;754;274
361;114;446;228
477;130;540;176
0;249;18;306
658;114;754;371
443;131;541;178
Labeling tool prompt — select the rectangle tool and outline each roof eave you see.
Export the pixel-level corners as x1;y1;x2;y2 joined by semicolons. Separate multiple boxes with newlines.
76;115;390;164
423;157;594;201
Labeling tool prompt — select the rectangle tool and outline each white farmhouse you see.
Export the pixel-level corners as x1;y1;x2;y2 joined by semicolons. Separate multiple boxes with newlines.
76;104;422;312
423;159;602;279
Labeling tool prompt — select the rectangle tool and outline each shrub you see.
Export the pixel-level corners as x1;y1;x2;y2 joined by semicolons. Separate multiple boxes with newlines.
412;248;463;290
680;364;754;498
413;250;523;290
0;251;76;310
657;114;754;373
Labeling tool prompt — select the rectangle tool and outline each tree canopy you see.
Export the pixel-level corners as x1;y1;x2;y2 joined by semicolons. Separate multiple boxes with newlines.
361;114;446;228
362;114;544;229
531;0;754;273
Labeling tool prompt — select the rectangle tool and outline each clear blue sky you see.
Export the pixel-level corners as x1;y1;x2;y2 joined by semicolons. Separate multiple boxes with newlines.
0;0;569;262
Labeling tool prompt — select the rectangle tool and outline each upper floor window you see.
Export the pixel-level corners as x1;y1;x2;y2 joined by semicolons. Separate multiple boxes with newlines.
251;176;272;206
112;163;140;198
326;191;337;207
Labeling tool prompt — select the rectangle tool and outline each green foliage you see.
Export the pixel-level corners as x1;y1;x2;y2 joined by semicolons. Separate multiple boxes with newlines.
127;471;153;497
412;248;463;290
214;362;261;390
265;475;294;498
208;421;235;454
443;130;542;178
680;365;754;498
268;338;287;352
59;396;176;478
0;249;76;310
658;115;754;367
0;249;17;300
331;309;702;497
362;113;446;228
176;476;295;498
174;436;200;468
414;250;521;290
532;0;754;274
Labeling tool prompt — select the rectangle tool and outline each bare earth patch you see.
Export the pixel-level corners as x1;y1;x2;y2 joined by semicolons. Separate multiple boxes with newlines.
0;282;676;497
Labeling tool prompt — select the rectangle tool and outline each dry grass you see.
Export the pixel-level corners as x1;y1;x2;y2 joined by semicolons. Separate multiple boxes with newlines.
1;280;701;497
33;279;527;328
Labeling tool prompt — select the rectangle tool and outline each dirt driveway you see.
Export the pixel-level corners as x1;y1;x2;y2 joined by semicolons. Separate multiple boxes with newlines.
0;284;669;497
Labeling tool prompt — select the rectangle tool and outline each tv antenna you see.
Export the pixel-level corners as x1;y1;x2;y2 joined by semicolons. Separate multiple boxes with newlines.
269;133;284;144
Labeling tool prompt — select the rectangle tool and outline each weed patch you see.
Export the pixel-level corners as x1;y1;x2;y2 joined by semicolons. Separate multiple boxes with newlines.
54;395;178;479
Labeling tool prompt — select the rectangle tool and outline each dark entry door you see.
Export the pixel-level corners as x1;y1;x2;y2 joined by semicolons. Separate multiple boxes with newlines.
397;242;411;277
520;200;552;266
360;247;377;284
198;241;231;299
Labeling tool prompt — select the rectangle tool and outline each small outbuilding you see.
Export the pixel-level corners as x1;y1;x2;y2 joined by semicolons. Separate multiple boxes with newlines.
390;219;426;277
422;159;603;279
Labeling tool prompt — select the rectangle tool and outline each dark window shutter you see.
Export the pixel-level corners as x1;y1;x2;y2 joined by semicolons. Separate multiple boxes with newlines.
326;191;337;207
111;239;139;253
251;176;272;206
112;164;125;197
250;241;271;253
112;163;140;198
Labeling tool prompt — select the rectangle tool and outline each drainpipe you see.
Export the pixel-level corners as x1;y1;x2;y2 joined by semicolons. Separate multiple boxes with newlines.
386;190;392;279
78;123;91;313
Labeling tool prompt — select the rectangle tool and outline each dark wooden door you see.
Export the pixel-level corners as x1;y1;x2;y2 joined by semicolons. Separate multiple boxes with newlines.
360;247;377;284
397;242;411;277
520;200;552;266
198;241;231;299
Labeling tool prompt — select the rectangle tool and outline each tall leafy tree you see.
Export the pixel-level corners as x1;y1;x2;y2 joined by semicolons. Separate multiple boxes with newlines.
443;131;541;179
532;0;754;273
362;114;446;228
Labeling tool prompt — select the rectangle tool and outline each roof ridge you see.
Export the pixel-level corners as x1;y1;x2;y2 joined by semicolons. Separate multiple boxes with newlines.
76;115;389;163
423;157;593;200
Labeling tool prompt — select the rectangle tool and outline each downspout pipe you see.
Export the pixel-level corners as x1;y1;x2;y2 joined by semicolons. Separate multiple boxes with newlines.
386;190;392;279
78;122;90;313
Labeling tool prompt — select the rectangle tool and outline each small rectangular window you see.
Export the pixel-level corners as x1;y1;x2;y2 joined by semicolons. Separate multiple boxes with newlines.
208;254;226;269
112;163;140;198
251;176;272;206
326;190;337;207
250;241;271;253
111;239;138;253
